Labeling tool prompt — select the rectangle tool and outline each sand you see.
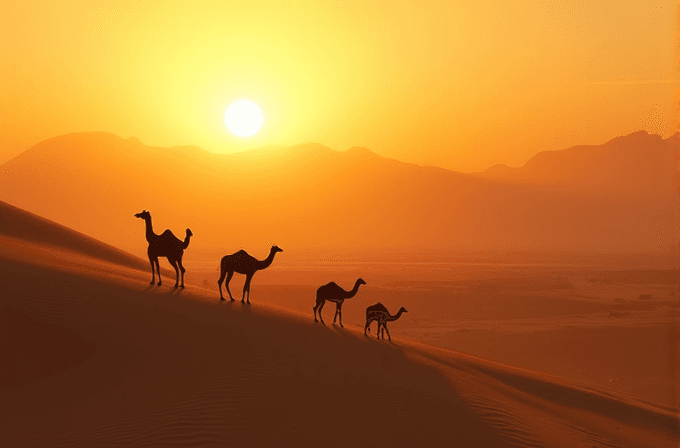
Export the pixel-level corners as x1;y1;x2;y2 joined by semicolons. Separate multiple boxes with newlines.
0;206;678;447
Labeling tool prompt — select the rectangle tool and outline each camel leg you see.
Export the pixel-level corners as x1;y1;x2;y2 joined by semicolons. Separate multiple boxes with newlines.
149;257;156;285
155;259;162;286
177;258;186;289
244;276;253;305
333;303;339;325
217;271;225;300
364;319;372;336
384;324;391;341
376;322;382;339
217;268;228;300
317;301;326;324
224;271;235;301
243;274;253;304
336;303;344;328
313;299;321;322
168;258;180;288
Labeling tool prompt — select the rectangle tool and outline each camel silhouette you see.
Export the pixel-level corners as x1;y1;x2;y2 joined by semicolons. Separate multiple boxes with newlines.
217;245;283;304
313;278;366;327
364;302;408;341
134;210;193;288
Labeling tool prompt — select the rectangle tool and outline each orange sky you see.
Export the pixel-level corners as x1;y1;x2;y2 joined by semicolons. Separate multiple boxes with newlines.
1;1;677;172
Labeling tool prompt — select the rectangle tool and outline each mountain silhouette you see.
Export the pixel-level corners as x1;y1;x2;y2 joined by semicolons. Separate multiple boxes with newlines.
0;131;674;257
474;131;678;199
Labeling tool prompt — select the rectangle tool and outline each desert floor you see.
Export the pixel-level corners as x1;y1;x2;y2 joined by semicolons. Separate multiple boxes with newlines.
1;219;678;446
187;250;680;407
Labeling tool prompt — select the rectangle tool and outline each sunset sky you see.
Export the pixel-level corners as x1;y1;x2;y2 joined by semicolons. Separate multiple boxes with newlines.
1;0;677;172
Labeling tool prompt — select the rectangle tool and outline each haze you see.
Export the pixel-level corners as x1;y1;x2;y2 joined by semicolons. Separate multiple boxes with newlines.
1;1;679;446
2;1;677;171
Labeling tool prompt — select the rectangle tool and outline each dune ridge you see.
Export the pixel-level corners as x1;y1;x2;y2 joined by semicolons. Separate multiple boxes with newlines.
0;199;176;279
0;199;148;270
1;205;677;447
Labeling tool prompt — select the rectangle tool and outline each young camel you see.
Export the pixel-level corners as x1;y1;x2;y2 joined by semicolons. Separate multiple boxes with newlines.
364;302;408;341
134;210;193;288
313;278;366;327
218;245;283;304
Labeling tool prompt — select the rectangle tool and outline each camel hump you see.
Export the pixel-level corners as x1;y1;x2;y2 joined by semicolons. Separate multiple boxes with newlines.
367;302;388;313
159;229;183;246
160;229;177;239
318;281;339;292
221;250;253;264
316;282;337;297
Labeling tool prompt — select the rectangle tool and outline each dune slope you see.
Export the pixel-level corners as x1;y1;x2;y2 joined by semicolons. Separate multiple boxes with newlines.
0;214;677;447
0;198;174;277
0;199;149;271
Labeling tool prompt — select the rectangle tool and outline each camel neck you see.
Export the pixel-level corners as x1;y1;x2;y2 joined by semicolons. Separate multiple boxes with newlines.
389;309;405;321
144;217;156;242
257;250;276;270
181;231;192;249
347;281;363;298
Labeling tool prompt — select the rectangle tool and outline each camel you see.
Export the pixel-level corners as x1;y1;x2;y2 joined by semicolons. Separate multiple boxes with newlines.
364;302;408;341
134;210;193;288
218;245;283;304
313;278;366;327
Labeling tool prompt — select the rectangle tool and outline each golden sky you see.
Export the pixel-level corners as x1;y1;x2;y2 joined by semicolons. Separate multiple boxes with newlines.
1;0;677;171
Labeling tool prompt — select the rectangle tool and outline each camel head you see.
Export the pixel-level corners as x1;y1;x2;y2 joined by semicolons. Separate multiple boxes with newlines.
186;228;193;237
399;307;408;314
271;245;283;253
356;278;367;286
134;210;151;220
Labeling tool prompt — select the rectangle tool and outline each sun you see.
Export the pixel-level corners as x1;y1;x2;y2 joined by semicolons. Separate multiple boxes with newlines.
224;99;264;138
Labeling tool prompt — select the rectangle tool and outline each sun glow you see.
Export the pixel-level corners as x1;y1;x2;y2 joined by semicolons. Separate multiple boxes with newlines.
224;100;264;138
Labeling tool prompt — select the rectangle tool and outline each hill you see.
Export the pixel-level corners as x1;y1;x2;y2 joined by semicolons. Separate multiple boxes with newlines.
0;131;674;258
475;131;678;199
0;204;676;447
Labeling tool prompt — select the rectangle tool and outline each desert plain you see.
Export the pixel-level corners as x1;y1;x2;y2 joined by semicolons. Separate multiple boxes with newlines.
0;196;677;447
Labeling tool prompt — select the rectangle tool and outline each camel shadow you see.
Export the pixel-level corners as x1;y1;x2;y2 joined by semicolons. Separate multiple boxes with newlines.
219;298;253;316
336;326;405;350
364;335;404;351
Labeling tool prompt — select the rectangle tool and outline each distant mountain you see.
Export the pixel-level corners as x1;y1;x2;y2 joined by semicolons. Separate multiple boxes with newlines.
474;131;678;199
0;131;675;257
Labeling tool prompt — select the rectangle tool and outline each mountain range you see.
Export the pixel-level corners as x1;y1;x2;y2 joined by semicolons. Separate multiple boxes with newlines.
0;131;676;258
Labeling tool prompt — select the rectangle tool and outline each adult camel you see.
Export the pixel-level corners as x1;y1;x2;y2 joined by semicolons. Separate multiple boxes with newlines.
134;210;192;288
218;245;283;304
313;278;366;327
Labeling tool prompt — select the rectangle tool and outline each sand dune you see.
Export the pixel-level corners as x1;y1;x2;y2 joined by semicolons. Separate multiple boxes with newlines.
0;199;175;278
0;199;149;271
1;209;677;447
